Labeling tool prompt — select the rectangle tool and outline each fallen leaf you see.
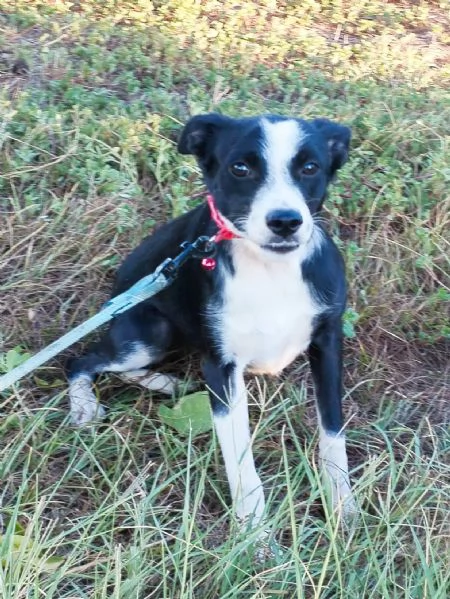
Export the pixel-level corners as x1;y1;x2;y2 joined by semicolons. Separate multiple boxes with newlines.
0;534;64;572
158;391;212;437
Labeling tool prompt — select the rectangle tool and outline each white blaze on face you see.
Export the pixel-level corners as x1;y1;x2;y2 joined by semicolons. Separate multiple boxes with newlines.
262;118;305;185
245;118;314;248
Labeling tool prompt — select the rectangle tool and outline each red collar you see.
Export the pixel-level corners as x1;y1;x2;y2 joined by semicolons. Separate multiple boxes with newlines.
206;194;240;242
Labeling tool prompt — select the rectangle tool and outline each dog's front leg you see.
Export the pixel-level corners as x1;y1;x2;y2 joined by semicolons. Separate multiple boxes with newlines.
203;359;265;529
308;318;357;518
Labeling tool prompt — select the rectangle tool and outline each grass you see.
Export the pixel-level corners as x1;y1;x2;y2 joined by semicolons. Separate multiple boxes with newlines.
0;1;449;597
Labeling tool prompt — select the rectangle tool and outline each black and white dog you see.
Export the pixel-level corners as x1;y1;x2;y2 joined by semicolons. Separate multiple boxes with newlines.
68;113;357;531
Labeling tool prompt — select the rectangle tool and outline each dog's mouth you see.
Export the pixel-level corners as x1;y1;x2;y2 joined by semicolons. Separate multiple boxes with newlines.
261;240;300;254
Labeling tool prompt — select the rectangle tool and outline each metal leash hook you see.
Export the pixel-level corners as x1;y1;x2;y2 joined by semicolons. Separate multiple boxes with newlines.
171;236;216;272
168;235;217;273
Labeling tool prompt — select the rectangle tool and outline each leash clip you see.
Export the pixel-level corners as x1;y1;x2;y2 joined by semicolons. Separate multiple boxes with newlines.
180;236;216;259
161;235;217;279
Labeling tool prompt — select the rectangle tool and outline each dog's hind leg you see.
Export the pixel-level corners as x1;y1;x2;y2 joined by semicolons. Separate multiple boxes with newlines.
119;369;184;395
67;305;175;426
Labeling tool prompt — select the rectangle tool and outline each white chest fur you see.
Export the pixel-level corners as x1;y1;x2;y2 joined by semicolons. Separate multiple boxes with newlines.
215;242;322;374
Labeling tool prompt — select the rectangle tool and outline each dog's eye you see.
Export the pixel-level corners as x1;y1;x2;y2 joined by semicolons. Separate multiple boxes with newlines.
301;162;320;176
229;162;251;178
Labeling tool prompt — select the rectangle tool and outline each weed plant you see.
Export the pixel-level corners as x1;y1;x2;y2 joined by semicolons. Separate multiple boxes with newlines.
0;2;449;597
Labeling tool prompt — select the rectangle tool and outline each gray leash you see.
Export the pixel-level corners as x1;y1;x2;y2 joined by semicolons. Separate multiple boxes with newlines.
0;236;215;393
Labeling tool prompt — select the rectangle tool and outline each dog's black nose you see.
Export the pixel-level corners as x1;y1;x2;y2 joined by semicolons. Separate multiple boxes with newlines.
266;210;303;237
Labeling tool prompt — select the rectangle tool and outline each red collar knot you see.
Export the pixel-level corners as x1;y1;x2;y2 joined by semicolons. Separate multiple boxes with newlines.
206;194;240;243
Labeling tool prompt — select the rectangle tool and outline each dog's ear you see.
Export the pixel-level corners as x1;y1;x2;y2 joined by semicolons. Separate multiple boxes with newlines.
312;119;351;175
178;113;231;159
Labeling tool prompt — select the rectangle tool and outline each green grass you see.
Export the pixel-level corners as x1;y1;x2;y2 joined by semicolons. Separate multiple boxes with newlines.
0;1;449;597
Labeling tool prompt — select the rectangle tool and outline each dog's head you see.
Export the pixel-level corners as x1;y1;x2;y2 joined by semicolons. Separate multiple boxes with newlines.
178;113;350;255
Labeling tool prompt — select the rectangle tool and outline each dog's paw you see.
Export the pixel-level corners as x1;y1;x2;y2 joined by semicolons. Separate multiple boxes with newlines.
237;511;284;564
69;376;105;426
253;531;284;563
175;377;200;395
341;491;358;519
70;401;105;426
332;479;358;520
327;480;359;530
121;370;197;396
238;526;284;564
